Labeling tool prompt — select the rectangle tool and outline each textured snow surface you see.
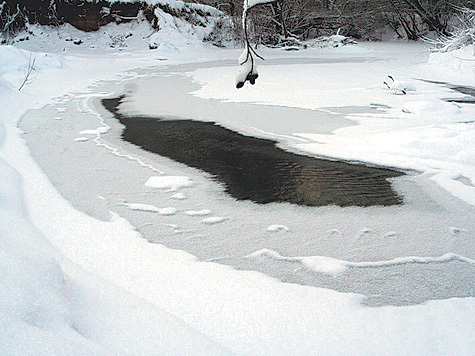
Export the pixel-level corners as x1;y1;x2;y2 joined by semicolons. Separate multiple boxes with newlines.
186;209;212;216
2;22;475;356
123;203;162;212
188;43;475;207
0;41;230;356
266;225;290;232
247;248;475;276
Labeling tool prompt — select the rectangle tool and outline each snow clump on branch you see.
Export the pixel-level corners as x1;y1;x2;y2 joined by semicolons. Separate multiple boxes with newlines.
236;0;277;89
314;30;357;48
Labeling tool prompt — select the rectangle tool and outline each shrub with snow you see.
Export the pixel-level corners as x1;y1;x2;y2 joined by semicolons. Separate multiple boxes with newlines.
428;7;475;54
204;15;242;48
313;30;357;48
108;32;132;48
383;75;416;95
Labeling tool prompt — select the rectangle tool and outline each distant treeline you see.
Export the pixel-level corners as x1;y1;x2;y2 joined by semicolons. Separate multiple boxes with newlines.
1;0;474;43
203;0;474;42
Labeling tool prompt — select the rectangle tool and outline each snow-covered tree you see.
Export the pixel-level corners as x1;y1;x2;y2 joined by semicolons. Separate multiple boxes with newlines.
428;6;475;54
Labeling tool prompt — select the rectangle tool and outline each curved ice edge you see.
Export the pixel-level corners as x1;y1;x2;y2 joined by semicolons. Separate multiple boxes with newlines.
77;94;164;174
245;248;475;276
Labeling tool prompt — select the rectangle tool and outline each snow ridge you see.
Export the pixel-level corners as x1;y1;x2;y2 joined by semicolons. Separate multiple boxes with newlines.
75;94;165;174
246;248;475;276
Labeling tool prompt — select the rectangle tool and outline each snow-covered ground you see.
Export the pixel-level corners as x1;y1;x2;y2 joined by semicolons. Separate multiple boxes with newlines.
187;43;475;206
2;16;475;355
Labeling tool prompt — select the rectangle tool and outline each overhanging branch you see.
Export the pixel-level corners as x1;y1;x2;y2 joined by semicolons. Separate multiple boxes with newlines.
236;0;278;89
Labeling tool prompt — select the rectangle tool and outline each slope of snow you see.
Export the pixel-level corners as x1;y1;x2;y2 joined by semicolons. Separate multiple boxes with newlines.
427;46;475;86
0;35;231;355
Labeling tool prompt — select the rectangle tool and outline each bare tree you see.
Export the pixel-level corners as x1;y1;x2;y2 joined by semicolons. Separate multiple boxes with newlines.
0;1;26;44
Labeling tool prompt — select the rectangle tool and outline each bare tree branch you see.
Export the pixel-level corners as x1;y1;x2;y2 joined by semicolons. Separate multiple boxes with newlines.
18;55;36;91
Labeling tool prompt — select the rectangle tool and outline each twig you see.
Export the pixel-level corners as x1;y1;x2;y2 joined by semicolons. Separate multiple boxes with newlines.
18;54;36;91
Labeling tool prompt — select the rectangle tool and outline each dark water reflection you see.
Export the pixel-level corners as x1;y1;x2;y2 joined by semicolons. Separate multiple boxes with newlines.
103;97;403;207
419;79;475;104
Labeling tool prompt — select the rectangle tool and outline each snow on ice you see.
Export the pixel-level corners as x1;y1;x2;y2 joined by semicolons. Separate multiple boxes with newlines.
123;202;162;212
266;224;290;232
74;137;89;142
247;248;475;276
80;127;110;135
123;203;178;215
2;12;475;356
186;209;212;216
188;42;475;206
201;216;228;225
145;175;193;190
171;192;187;200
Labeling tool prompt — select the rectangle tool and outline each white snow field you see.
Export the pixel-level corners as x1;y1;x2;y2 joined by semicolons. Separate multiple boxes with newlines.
2;14;475;356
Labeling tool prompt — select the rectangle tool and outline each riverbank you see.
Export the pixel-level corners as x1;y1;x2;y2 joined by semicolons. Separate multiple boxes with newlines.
2;22;475;354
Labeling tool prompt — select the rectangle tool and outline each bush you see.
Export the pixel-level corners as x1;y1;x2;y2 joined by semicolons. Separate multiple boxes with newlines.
428;7;475;53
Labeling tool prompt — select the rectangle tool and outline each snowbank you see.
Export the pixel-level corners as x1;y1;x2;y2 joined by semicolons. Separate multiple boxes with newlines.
104;0;221;16
0;44;230;355
2;26;475;356
0;46;62;87
428;46;475;85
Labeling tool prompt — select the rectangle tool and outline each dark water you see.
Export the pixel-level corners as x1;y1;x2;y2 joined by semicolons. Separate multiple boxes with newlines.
103;97;403;207
419;79;475;104
437;82;475;104
446;84;475;104
450;84;475;98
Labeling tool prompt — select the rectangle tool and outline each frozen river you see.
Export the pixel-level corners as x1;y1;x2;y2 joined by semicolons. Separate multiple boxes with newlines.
20;57;475;307
102;96;403;208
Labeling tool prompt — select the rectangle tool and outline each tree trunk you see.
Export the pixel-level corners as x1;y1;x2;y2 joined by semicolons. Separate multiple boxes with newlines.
400;0;447;34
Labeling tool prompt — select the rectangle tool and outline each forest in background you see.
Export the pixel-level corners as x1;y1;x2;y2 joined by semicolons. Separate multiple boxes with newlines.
205;0;475;46
1;0;475;45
